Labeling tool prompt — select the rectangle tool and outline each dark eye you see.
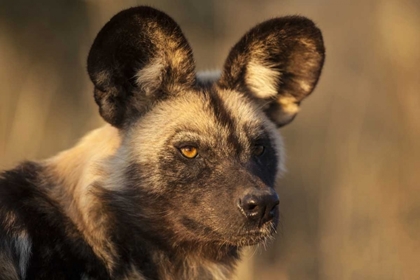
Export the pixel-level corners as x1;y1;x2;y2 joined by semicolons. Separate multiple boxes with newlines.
252;145;265;156
179;146;198;159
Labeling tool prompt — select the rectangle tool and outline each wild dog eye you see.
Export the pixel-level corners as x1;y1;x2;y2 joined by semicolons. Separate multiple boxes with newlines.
179;146;198;159
252;145;265;156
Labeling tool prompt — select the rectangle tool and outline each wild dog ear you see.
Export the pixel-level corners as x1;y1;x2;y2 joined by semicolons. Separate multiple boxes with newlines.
87;6;195;127
218;16;325;127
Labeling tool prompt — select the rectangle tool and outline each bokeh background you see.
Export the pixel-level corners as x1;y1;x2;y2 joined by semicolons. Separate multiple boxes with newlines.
1;1;419;279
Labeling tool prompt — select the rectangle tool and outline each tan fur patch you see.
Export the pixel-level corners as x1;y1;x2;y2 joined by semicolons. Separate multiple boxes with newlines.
94;70;111;85
0;252;19;279
46;124;122;271
245;60;280;98
3;211;17;229
270;96;300;125
299;80;312;92
278;96;299;114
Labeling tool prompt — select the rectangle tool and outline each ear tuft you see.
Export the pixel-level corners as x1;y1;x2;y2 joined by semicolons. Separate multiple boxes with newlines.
87;6;196;127
245;61;280;99
218;16;325;127
135;57;165;95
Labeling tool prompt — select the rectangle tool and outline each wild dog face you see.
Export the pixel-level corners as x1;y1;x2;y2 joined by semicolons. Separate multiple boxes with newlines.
87;7;324;248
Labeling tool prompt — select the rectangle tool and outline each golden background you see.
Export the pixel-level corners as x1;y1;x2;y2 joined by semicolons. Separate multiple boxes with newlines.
1;1;419;279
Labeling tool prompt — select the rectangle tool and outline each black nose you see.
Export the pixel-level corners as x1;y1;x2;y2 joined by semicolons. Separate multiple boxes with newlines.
238;191;279;224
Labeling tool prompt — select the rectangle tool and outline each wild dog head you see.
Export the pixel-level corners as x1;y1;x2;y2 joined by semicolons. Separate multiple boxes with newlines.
87;7;324;249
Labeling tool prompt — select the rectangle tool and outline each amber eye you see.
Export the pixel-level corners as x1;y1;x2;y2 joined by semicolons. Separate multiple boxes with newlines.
253;145;265;156
179;146;198;159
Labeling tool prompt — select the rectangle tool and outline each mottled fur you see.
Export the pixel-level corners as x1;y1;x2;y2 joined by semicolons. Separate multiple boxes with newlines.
0;6;325;280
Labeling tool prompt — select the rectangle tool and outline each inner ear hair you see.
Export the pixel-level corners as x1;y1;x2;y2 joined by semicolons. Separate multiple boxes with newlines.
218;16;325;127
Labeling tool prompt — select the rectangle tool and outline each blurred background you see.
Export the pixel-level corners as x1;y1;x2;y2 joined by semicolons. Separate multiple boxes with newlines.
1;0;419;279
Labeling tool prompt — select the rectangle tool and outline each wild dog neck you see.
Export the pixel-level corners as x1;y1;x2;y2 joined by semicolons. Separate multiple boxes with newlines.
45;125;122;271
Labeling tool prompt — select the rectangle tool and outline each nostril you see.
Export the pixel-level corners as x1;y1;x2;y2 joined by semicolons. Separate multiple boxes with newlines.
263;198;279;223
245;200;258;212
238;195;261;218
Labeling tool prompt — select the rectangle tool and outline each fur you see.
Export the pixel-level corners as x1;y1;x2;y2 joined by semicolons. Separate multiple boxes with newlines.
0;6;325;280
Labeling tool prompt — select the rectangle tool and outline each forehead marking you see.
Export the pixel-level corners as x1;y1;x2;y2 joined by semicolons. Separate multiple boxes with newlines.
206;89;242;154
214;88;267;141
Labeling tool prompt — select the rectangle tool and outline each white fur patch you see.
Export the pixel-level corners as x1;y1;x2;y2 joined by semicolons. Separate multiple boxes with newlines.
14;231;31;279
135;58;164;94
245;61;280;98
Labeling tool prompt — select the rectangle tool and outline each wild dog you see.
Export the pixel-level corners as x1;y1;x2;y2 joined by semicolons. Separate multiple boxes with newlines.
0;6;325;280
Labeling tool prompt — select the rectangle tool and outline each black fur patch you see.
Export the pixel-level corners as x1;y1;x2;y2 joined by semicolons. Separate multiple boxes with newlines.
0;162;110;279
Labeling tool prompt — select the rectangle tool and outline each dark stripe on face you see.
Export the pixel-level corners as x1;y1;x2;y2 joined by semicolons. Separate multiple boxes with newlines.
206;89;243;156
